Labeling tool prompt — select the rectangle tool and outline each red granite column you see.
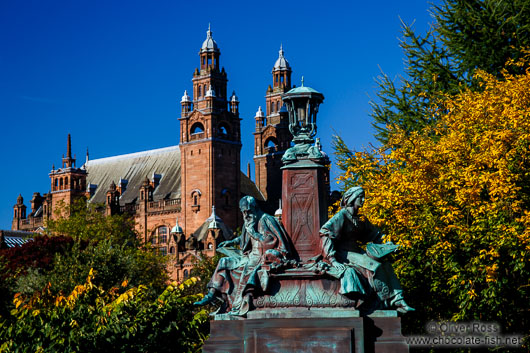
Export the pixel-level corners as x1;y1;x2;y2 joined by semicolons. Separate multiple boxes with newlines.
281;165;328;263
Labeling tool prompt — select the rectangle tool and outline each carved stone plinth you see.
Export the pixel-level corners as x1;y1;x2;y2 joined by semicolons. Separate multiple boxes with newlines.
253;269;358;309
281;166;328;262
203;310;408;353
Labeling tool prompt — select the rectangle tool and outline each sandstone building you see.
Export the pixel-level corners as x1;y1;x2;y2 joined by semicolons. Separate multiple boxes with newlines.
11;27;294;281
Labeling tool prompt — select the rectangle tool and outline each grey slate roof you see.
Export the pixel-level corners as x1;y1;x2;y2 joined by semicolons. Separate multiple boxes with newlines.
192;207;233;241
240;172;265;201
85;146;181;204
84;145;263;205
0;230;34;248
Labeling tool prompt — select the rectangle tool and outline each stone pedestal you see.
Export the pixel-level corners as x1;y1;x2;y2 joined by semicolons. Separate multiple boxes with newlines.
203;310;408;353
281;166;328;262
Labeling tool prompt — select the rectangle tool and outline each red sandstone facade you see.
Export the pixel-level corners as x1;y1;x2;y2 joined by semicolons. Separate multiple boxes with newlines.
11;28;293;281
253;45;294;213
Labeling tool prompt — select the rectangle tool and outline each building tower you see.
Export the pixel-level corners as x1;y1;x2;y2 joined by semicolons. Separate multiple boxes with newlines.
179;25;241;235
12;194;27;230
253;45;293;212
49;134;87;218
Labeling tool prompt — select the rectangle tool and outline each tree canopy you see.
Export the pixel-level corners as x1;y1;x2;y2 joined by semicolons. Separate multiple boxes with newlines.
336;57;530;346
0;199;209;352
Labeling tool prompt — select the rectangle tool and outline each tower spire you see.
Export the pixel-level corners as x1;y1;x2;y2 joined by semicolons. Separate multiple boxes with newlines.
67;133;72;158
62;133;76;168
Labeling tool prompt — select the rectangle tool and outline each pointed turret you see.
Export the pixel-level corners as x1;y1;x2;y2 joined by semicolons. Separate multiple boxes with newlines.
208;206;222;229
230;91;239;115
171;217;184;234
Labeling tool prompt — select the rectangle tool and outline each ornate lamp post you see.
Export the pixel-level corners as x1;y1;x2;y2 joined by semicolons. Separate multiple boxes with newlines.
281;78;327;167
280;77;329;263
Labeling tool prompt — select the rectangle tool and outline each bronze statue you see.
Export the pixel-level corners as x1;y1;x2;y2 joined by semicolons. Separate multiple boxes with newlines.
194;196;291;316
319;186;414;313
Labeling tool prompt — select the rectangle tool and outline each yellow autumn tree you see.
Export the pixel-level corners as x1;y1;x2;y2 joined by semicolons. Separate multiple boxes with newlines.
335;57;530;342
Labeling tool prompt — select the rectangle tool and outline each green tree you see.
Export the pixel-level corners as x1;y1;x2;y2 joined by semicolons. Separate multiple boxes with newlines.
9;199;169;297
46;198;137;243
372;0;530;142
0;199;211;352
0;272;208;353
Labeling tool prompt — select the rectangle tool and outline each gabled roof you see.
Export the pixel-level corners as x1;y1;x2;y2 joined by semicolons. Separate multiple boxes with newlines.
84;145;263;206
85;146;181;204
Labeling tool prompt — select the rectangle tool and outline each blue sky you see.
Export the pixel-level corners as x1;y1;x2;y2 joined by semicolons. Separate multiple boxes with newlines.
0;0;437;228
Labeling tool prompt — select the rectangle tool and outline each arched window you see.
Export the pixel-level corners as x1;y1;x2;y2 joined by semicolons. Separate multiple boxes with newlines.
169;246;175;254
60;178;63;189
158;226;167;243
276;101;280;112
208;243;213;250
218;123;229;136
265;137;278;152
190;122;204;134
14;209;17;218
222;188;230;206
151;231;157;245
55;179;58;187
198;85;202;97
191;189;202;212
183;269;189;278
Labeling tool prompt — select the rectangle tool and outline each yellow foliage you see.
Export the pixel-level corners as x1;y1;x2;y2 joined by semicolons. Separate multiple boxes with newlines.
336;56;530;325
